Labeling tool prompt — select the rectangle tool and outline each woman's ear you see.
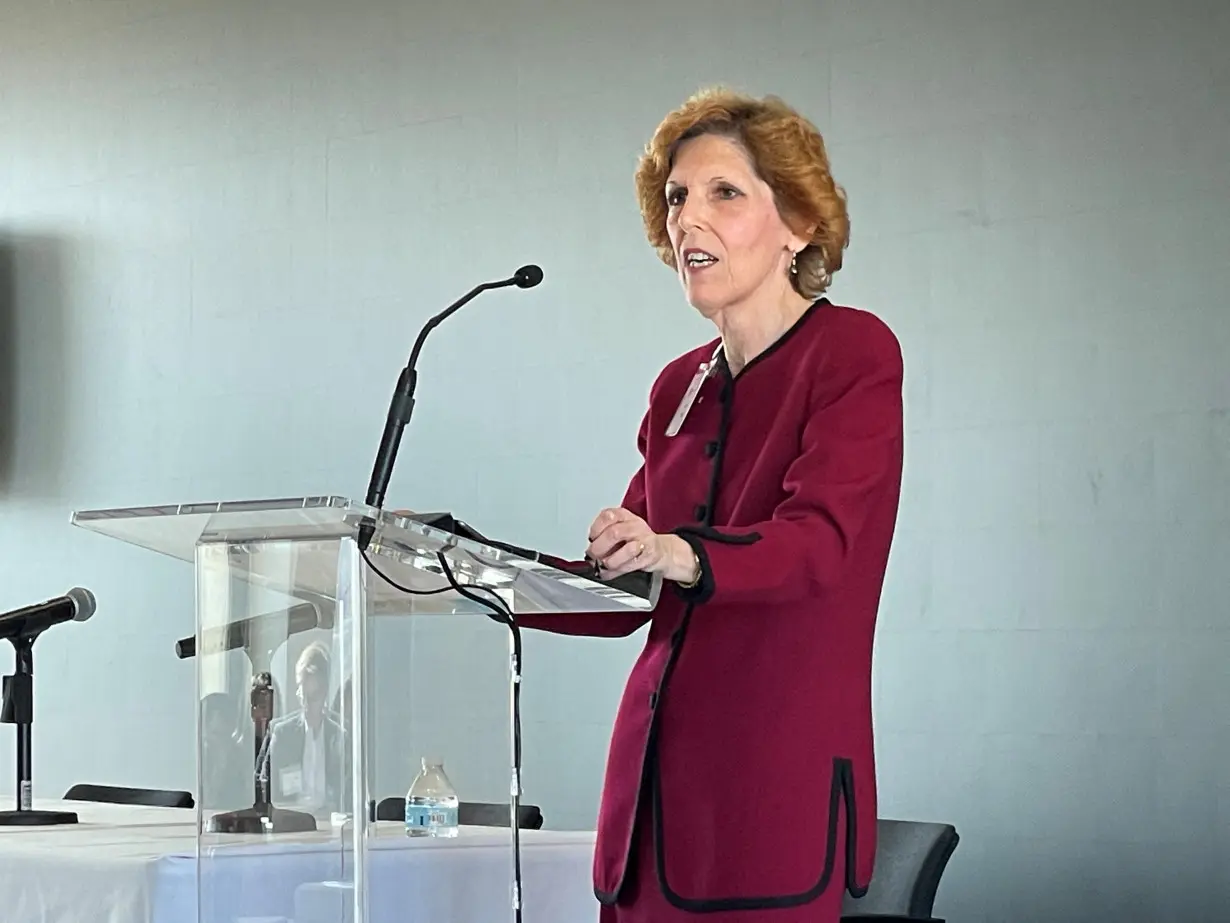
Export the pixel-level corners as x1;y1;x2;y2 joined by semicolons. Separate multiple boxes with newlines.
785;216;817;253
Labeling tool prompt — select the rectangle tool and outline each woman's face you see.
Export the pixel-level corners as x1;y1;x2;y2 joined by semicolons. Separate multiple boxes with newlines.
665;133;807;319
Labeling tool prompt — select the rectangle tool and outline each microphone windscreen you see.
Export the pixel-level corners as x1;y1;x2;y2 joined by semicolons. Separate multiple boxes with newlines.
67;586;97;621
513;264;544;289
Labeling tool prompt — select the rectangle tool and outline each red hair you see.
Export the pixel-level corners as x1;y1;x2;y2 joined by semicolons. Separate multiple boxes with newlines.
634;87;849;297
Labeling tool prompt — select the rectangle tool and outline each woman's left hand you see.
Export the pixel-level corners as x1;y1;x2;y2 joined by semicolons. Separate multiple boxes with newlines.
586;507;697;583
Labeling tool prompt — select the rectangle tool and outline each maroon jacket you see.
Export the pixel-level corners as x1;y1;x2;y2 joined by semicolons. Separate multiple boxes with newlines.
521;299;904;914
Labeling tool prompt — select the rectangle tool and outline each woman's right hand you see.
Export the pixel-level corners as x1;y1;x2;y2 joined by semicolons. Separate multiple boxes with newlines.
586;507;700;584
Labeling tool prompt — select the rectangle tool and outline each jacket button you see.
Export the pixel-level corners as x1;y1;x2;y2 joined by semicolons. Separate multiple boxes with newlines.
704;441;718;458
693;504;707;521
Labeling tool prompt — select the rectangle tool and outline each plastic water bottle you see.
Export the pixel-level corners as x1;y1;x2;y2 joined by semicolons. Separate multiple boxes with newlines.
404;757;459;838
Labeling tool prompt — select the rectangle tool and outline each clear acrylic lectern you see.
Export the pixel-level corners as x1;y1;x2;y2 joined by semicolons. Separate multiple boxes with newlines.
71;496;660;923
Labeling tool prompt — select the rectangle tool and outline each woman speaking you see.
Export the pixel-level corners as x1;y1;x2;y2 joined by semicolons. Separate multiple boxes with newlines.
521;87;904;923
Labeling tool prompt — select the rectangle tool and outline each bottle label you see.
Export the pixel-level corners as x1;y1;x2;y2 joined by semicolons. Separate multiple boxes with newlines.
405;802;458;829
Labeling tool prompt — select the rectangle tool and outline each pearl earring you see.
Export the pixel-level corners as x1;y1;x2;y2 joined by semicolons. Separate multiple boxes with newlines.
789;251;798;275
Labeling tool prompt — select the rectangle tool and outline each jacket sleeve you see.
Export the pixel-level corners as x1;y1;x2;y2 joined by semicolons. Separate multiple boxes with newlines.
516;409;654;638
673;316;904;609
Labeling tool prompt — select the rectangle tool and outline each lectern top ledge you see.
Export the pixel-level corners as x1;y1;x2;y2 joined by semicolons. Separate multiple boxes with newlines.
71;495;661;615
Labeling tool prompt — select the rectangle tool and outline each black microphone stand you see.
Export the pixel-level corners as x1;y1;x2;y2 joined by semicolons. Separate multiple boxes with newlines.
177;604;326;834
0;634;78;825
206;669;316;835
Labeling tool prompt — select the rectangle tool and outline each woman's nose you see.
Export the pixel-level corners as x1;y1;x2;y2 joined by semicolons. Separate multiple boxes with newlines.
677;195;708;232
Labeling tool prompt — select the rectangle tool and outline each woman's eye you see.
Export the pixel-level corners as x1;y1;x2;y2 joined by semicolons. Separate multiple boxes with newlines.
666;188;686;207
716;185;739;199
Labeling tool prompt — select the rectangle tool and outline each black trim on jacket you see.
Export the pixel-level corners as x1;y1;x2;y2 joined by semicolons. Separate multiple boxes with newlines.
595;298;871;909
653;755;866;912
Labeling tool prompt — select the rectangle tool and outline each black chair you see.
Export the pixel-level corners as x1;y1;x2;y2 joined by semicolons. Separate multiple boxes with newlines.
840;818;959;923
375;796;543;830
63;783;194;809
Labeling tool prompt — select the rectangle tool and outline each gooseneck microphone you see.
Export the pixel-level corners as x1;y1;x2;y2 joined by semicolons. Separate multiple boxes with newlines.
363;264;544;513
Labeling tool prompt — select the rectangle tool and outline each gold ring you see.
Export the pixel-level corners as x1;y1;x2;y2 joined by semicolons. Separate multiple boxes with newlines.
637;542;646;557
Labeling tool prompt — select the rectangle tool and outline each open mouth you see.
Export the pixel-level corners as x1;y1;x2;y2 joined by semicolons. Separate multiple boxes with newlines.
682;248;718;273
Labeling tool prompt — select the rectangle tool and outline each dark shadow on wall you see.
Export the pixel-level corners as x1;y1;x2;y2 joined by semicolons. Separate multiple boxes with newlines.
0;231;70;498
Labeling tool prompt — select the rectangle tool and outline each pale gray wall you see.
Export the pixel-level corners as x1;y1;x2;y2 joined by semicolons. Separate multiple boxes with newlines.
1;1;1228;920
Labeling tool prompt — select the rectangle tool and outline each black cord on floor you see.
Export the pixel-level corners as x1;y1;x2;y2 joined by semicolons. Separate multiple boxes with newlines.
359;545;525;923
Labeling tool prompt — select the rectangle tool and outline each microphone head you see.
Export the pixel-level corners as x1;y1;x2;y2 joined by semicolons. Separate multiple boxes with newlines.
513;264;543;289
66;586;97;622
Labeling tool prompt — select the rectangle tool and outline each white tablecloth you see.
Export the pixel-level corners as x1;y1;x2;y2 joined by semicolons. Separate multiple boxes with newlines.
0;799;599;923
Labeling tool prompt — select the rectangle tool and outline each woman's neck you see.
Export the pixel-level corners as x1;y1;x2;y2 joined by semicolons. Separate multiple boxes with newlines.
716;287;813;376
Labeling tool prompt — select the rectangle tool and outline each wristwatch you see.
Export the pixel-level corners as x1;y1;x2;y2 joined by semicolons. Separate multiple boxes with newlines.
676;546;702;588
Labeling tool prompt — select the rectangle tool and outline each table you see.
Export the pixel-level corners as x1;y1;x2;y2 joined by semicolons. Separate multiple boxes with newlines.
0;799;598;923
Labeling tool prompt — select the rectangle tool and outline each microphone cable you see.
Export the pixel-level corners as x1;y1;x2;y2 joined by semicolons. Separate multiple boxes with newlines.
358;544;526;923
